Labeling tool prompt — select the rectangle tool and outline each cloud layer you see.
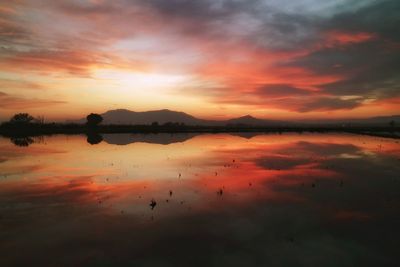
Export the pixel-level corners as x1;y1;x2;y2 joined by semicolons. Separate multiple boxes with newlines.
0;0;399;119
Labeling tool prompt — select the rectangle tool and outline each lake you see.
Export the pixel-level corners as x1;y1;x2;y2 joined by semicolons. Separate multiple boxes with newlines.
0;133;399;266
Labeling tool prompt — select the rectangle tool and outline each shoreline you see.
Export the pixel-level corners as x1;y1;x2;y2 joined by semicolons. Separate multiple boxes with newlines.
1;124;399;139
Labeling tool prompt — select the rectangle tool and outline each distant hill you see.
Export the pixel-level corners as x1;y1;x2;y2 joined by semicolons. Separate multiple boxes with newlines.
76;108;399;127
346;115;400;125
99;109;208;125
77;109;287;126
225;115;286;126
302;115;400;126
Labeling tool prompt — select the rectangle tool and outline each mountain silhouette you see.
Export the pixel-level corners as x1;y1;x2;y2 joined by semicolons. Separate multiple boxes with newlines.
225;115;284;126
76;109;286;126
100;109;207;125
299;115;400;126
75;109;399;127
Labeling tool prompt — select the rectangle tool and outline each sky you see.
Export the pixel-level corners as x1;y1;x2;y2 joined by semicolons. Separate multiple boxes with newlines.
0;0;399;121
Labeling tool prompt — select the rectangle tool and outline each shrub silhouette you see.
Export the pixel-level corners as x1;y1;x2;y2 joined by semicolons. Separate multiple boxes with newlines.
10;137;34;147
9;113;34;124
86;113;103;126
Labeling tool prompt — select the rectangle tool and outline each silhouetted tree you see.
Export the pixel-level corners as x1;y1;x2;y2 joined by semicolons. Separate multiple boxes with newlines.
35;115;45;124
86;133;103;145
389;120;395;127
9;113;34;124
86;113;103;127
163;122;185;127
151;121;159;127
10;137;34;147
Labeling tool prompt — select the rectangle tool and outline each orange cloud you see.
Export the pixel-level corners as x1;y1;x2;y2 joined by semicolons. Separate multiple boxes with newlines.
0;0;398;119
0;91;66;110
0;79;45;90
324;31;376;47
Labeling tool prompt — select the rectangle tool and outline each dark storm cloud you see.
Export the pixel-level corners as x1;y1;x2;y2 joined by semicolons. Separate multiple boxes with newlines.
251;12;320;51
286;0;400;101
311;41;400;98
295;97;363;112
214;94;362;113
140;0;399;110
322;0;400;42
137;0;320;50
138;0;256;19
135;0;375;50
256;84;312;98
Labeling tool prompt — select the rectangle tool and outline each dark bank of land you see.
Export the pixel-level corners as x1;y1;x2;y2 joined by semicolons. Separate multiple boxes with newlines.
1;112;399;139
1;122;399;139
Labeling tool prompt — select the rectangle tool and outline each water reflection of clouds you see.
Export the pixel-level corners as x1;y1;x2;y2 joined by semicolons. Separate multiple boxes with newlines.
0;134;399;266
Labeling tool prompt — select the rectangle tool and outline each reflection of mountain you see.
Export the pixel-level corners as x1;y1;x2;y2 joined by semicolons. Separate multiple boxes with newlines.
230;132;264;139
102;133;199;145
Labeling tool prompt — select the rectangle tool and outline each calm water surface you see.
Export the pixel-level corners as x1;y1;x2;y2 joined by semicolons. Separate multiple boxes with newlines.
0;133;399;266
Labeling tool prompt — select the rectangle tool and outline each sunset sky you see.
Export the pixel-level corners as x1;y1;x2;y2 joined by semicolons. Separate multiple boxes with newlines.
0;0;399;121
